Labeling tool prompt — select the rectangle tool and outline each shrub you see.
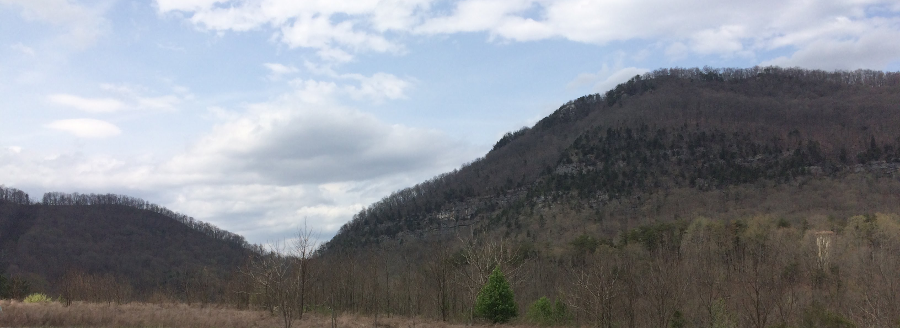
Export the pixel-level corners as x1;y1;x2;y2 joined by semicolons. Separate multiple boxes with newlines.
710;299;736;328
474;266;518;323
526;296;570;326
801;302;855;328
670;310;686;328
24;293;53;304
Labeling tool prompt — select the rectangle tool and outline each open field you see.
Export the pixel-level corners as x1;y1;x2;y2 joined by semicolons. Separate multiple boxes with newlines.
0;300;535;328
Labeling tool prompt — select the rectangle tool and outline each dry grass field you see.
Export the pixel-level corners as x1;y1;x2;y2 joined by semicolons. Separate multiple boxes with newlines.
0;300;536;328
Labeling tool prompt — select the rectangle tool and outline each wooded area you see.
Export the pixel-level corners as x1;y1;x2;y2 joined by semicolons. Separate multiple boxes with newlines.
327;66;900;250
295;213;900;327
0;188;252;303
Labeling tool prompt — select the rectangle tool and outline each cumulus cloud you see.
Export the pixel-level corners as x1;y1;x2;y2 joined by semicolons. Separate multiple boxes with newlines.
45;118;122;138
164;77;462;185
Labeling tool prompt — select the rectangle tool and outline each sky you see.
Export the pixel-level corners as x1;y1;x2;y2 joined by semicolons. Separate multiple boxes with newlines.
1;0;899;245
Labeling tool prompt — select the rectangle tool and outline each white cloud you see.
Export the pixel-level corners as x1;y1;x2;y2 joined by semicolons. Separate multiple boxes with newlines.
49;94;125;113
314;47;355;63
156;0;900;69
135;95;182;111
48;84;188;113
263;63;299;80
416;0;534;35
165;183;365;242
760;17;900;70
568;65;650;94
278;15;401;55
300;62;413;102
761;28;900;70
0;149;158;198
45;118;122;138
492;16;555;41
343;72;411;102
151;76;471;238
690;25;750;57
10;43;35;56
157;0;416;61
665;42;689;60
264;63;298;75
0;0;109;49
155;0;225;12
164;77;461;185
369;0;431;32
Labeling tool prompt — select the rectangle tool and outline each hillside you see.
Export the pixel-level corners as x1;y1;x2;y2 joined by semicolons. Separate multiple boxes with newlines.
0;188;253;302
326;67;900;251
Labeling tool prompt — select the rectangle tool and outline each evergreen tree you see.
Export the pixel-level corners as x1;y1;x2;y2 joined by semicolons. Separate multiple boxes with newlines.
0;274;9;299
474;266;518;323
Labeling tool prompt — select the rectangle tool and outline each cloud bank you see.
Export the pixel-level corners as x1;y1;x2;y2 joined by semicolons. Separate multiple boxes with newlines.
156;0;900;69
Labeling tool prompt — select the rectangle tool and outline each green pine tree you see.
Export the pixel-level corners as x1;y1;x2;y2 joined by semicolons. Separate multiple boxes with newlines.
0;274;9;299
474;266;518;323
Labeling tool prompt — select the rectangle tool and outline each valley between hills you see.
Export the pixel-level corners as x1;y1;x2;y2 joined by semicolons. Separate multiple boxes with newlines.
3;66;900;328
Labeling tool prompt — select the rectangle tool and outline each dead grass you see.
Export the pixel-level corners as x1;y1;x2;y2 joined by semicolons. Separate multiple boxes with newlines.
0;300;277;328
0;300;539;328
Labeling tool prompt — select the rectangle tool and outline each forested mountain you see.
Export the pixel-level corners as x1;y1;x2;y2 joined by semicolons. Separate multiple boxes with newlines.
0;188;253;303
326;66;900;251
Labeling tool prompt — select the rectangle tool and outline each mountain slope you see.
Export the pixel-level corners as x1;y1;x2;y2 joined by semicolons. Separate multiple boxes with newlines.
0;189;253;300
326;67;900;251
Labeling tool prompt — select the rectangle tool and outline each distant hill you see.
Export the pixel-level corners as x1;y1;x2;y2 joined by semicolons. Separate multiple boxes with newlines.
0;188;253;301
326;66;900;251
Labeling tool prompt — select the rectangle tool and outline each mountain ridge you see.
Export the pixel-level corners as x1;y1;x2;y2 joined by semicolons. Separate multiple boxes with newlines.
325;66;900;251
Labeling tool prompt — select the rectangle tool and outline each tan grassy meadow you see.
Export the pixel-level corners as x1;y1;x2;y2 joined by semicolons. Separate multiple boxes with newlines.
0;300;538;328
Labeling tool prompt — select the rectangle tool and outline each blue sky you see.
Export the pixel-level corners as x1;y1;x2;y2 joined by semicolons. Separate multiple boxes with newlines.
2;0;899;245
